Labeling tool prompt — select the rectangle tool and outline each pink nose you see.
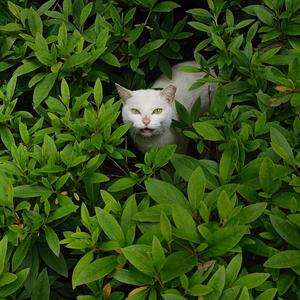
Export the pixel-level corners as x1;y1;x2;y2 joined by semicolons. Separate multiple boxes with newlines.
143;117;150;126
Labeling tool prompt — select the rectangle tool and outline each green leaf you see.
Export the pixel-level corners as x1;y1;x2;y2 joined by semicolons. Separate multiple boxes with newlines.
291;93;300;107
39;244;68;277
108;177;137;192
256;288;277;300
113;268;152;286
0;127;15;149
19;122;30;144
28;7;43;36
0;23;23;32
172;205;201;242
219;139;239;184
13;185;50;198
145;178;188;208
160;251;197;283
33;72;58;108
12;237;32;272
0;236;8;275
277;272;294;296
264;250;300;268
74;255;118;287
128;26;144;44
234;273;270;288
153;144;177;168
32;269;50;300
153;1;180;12
217;190;234;222
45;226;60;256
243;5;274;26
152;236;165;271
211;33;226;51
72;251;93;289
60;78;70;107
270;214;300;249
139;39;166;57
188;21;211;32
204;226;248;256
95;207;125;247
205;266;226;300
193;121;224;141
122;245;155;276
37;0;57;15
239;287;250;300
235;203;267;225
219;287;241;300
226;254;242;286
188;166;206;211
6;75;17;101
79;2;93;28
188;284;213;296
62;52;91;70
162;294;186;300
0;268;29;298
270;127;294;161
160;211;172;242
101;52;121;67
47;196;78;223
259;157;276;194
212;86;228;117
109;123;132;144
94;78;103;107
0;272;17;287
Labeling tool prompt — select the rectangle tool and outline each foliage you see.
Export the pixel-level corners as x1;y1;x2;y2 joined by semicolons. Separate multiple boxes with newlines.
0;0;300;299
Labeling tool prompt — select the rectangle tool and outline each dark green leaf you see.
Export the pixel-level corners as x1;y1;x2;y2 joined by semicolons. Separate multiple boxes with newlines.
45;226;60;256
153;1;180;12
264;250;300;268
32;269;50;300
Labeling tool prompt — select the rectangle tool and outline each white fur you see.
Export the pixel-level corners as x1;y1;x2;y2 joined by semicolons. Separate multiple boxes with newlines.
117;61;216;153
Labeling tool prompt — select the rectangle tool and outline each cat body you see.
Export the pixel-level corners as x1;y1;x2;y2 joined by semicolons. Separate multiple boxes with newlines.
116;61;216;153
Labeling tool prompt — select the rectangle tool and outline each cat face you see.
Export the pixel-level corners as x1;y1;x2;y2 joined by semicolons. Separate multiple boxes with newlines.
116;84;176;138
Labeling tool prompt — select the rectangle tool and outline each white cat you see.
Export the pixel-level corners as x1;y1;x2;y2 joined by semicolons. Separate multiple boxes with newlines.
116;61;216;153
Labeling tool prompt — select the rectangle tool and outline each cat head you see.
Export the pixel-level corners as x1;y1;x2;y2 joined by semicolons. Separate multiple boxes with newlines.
116;83;176;138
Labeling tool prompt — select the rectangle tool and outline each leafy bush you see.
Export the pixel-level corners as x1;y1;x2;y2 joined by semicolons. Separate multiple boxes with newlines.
0;0;300;299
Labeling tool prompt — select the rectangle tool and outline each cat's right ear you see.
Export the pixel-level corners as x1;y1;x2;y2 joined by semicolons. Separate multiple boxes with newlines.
160;84;176;103
115;83;133;102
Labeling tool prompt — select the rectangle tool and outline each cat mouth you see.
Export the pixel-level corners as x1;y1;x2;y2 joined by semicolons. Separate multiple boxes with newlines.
140;128;155;135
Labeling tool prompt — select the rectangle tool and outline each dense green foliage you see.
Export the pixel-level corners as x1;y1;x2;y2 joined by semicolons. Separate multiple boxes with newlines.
0;0;300;299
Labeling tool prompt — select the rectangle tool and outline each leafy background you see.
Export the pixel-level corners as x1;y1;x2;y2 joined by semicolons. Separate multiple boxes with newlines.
0;0;300;299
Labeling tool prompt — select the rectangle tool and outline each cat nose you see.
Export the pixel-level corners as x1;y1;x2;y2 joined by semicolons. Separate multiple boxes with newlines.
142;117;150;126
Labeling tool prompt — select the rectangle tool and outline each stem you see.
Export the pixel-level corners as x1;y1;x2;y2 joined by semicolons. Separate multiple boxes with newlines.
108;157;128;176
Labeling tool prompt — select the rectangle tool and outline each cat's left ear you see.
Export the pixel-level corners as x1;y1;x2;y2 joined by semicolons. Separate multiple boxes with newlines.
115;83;133;102
160;85;176;103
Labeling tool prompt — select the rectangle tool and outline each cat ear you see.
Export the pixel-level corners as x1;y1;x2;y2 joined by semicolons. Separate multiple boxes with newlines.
115;83;133;102
160;85;176;103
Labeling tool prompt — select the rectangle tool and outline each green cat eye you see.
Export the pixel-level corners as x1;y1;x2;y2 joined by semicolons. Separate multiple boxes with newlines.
152;108;163;114
131;108;141;114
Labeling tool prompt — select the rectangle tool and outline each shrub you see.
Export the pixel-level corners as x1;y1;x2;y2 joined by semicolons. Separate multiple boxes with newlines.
0;0;300;299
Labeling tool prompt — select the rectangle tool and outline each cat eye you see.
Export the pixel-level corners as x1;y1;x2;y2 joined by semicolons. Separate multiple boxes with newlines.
131;108;141;114
152;108;163;114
